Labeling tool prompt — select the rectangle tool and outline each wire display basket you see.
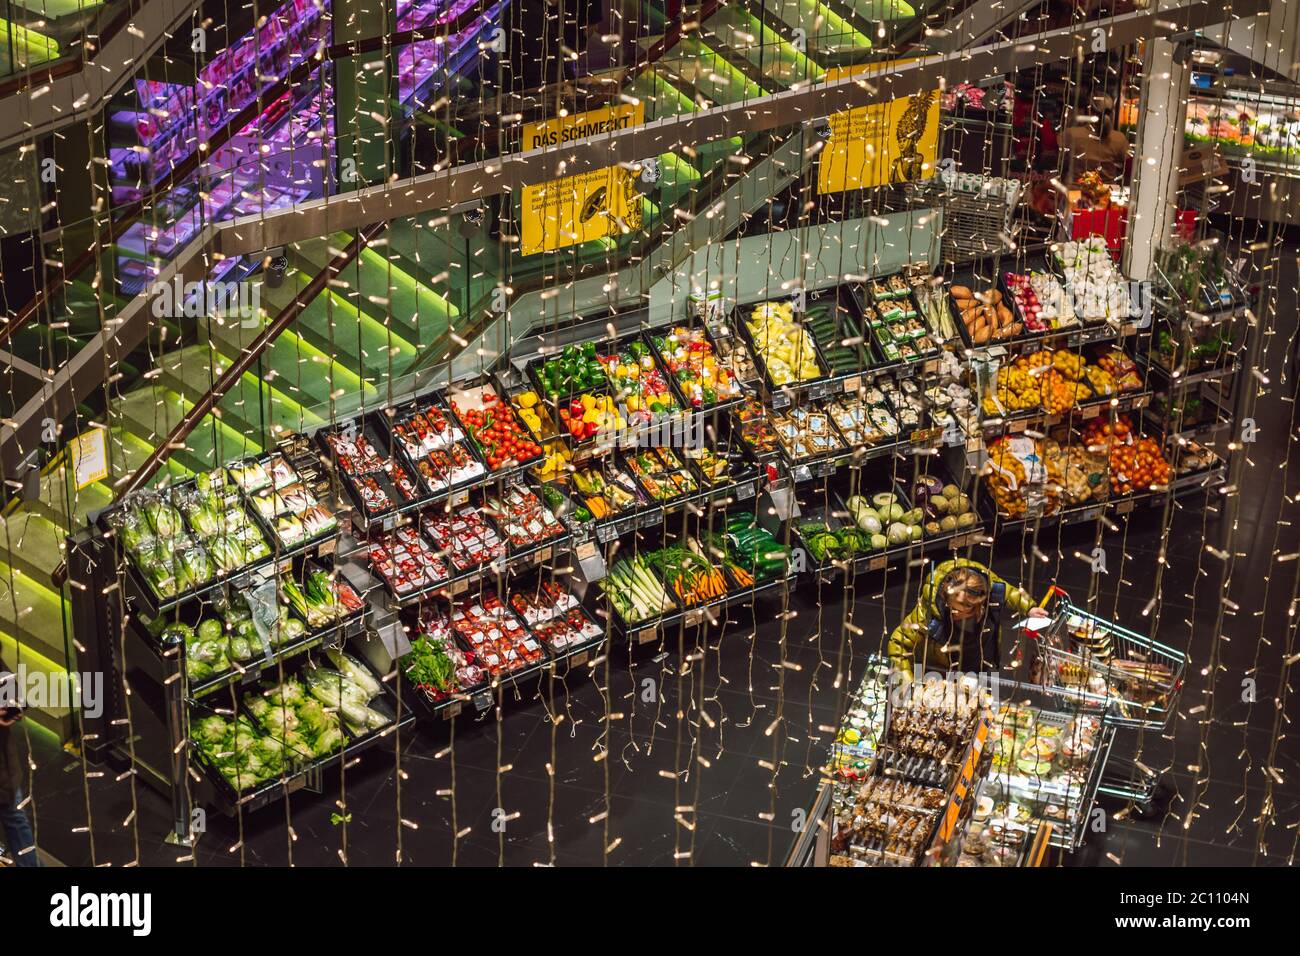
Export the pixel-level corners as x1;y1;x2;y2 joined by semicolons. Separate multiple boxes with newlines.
1034;587;1187;732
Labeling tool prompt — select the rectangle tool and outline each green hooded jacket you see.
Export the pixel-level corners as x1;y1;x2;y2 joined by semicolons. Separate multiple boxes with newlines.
887;558;1036;677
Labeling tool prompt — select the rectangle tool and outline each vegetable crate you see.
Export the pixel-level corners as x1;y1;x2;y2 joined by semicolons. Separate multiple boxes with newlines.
731;294;835;395
1034;587;1187;732
860;275;942;365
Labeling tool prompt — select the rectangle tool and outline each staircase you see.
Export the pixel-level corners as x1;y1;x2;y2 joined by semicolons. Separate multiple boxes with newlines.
0;0;924;738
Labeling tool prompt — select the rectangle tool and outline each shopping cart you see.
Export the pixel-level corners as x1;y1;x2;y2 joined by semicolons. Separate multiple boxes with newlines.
1028;586;1187;733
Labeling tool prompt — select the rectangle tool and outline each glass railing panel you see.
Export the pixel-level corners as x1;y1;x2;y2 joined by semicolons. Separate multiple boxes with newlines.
0;0;130;83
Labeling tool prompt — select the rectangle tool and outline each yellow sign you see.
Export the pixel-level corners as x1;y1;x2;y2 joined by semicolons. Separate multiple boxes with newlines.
520;103;646;256
69;427;108;490
818;64;940;194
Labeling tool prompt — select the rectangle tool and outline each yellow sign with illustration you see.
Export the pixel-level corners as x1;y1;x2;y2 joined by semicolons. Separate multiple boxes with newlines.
818;63;940;194
520;103;646;256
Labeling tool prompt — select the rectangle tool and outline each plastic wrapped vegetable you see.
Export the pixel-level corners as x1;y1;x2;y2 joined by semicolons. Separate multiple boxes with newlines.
324;649;382;699
144;497;185;539
174;542;215;591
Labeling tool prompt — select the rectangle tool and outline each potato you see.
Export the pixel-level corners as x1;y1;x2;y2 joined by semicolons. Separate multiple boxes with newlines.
951;285;973;299
996;304;1014;326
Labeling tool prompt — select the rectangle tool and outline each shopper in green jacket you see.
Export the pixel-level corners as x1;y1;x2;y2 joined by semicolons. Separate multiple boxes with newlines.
887;559;1047;678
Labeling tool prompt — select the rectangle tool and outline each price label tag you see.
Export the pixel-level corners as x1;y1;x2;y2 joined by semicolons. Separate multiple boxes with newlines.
842;376;861;396
450;489;470;508
637;627;657;645
683;608;704;628
1080;404;1100;420
284;774;308;796
596;524;615;544
443;701;462;719
381;513;398;532
473;691;492;712
793;465;813;483
1114;498;1135;514
923;358;940;374
537;546;553;564
317;537;337;557
770;391;792;410
1009;418;1028;434
867;555;887;571
737;481;757;501
1132;395;1150;409
571;651;588;667
814;459;838;478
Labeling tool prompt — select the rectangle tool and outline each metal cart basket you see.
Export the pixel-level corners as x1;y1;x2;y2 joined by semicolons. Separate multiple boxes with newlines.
1034;587;1187;732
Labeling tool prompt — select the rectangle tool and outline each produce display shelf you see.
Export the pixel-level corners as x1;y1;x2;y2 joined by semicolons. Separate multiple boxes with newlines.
580;472;762;545
961;320;1139;359
731;297;837;397
409;634;610;721
642;322;754;416
985;462;1227;532
387;531;574;608
117;528;344;619
1137;355;1241;387
187;614;367;701
785;428;945;484
796;478;986;578
764;358;914;410
330;435;541;536
809;526;988;579
198;709;417;815
979;391;1154;432
618;577;785;644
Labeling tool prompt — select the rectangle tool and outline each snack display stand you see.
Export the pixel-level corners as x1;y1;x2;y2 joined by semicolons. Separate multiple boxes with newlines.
970;678;1115;855
790;670;994;868
793;663;1115;866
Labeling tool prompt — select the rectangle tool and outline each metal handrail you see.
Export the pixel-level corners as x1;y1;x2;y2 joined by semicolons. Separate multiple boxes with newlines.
111;223;388;500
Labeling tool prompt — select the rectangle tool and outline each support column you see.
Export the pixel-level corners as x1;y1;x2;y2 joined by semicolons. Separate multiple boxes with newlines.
1124;36;1190;282
333;0;395;191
